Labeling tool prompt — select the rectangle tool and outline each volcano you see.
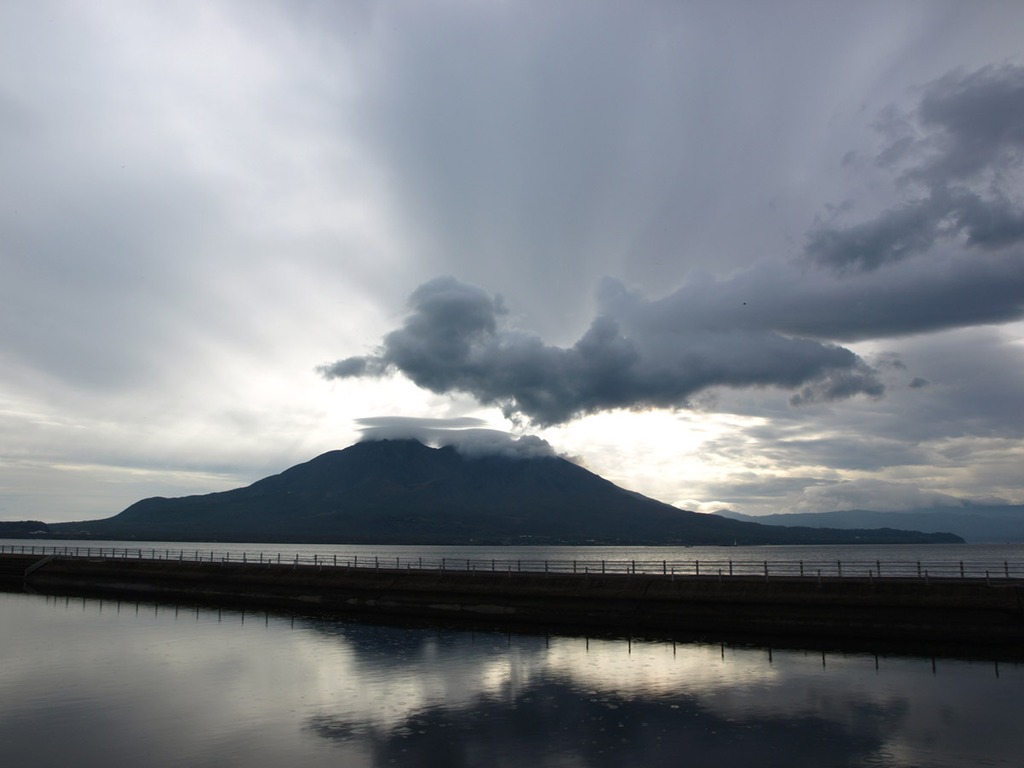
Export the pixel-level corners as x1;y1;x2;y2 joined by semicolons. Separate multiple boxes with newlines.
47;439;961;545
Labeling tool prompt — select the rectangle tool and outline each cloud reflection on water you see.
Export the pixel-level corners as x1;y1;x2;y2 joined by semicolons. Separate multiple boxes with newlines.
300;626;896;767
0;592;1020;767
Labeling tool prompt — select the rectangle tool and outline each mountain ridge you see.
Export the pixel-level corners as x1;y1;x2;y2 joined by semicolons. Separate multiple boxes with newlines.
715;506;1024;543
13;439;963;545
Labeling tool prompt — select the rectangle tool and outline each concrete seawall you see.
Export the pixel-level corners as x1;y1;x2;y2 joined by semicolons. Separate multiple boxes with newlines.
4;554;1024;650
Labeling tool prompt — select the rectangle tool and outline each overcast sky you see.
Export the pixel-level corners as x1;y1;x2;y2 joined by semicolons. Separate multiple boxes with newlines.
3;1;1023;524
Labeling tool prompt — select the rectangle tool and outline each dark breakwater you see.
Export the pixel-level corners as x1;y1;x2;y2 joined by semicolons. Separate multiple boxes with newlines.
4;553;1023;649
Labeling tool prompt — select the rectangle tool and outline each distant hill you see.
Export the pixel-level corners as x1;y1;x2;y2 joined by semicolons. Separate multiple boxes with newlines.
32;440;962;546
715;506;1024;543
0;520;51;537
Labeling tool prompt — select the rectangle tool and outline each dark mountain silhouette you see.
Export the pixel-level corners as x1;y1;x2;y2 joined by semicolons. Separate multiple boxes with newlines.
44;440;961;545
715;506;1024;543
0;520;51;536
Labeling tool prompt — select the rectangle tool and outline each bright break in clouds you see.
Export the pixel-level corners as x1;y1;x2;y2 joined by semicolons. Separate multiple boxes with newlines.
4;2;1024;522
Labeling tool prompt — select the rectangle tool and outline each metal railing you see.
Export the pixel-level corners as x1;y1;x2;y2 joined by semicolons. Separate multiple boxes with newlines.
3;543;1023;580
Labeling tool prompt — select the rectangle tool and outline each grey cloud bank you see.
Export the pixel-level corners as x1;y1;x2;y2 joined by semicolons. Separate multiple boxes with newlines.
322;66;1024;426
3;1;1024;522
806;65;1024;272
321;275;884;426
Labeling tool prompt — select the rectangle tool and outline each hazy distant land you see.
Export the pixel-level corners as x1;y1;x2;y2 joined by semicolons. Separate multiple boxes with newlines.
716;506;1024;544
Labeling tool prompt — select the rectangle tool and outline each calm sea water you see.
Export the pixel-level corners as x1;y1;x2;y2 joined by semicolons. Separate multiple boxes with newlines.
4;541;1024;766
1;589;1021;768
8;536;1024;581
7;539;1024;571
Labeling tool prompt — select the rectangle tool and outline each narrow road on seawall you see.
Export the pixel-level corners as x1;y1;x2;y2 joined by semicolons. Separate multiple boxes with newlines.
3;552;1024;653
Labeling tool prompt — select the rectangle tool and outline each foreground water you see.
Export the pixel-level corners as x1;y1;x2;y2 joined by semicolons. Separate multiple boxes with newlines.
2;587;1021;767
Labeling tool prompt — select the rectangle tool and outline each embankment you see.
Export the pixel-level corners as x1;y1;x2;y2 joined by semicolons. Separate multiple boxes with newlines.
4;554;1023;650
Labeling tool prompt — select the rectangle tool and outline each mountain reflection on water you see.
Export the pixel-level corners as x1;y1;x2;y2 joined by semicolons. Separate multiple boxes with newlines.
1;592;1020;768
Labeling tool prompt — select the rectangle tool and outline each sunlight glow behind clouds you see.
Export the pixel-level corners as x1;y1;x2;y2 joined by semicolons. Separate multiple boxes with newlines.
1;1;1023;522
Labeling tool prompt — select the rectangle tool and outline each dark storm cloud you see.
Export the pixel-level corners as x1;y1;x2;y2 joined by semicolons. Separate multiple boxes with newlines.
806;65;1024;271
321;231;1024;425
788;367;884;406
713;251;1024;342
320;277;883;426
322;65;1024;428
804;197;944;272
805;189;1024;271
913;65;1024;183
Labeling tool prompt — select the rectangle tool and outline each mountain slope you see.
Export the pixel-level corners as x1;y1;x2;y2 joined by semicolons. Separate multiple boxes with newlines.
50;440;962;545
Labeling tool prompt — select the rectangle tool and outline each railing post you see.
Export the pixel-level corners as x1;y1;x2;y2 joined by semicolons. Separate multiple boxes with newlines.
694;560;699;576
960;561;965;578
837;560;842;577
